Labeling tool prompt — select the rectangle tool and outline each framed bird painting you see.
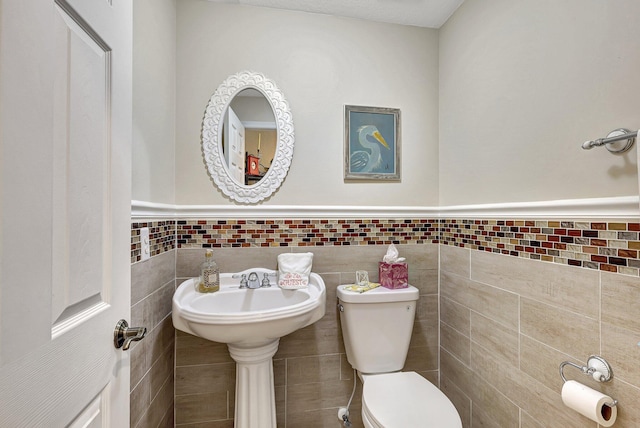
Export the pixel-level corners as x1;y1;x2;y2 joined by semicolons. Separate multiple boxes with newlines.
344;105;401;181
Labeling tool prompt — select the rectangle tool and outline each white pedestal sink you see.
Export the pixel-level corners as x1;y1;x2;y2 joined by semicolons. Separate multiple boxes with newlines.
172;268;326;428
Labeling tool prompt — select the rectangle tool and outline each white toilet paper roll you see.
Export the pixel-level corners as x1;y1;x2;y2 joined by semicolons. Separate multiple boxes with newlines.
561;380;617;427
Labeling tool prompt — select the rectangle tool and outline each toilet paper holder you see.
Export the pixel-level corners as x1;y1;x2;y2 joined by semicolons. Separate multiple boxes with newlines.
559;355;618;407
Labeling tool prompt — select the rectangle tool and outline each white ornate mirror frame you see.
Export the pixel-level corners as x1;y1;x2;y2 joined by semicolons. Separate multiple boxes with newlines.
202;71;295;204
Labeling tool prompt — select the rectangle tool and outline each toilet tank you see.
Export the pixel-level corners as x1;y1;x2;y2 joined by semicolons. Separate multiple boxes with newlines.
337;285;419;374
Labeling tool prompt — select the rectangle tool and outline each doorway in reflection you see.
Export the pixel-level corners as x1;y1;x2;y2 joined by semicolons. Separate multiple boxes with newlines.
221;88;277;185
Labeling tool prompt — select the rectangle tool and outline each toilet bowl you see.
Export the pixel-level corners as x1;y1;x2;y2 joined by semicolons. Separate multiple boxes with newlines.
361;371;462;428
337;284;462;428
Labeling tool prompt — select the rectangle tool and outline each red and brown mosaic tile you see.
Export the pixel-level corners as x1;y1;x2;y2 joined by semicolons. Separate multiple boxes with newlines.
131;217;640;276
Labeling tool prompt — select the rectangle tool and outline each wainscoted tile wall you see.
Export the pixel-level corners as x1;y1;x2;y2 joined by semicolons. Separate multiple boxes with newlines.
174;244;439;427
440;244;640;428
130;248;177;428
130;216;640;428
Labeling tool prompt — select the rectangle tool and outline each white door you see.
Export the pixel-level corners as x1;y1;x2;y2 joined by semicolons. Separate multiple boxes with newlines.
224;106;247;184
0;0;133;426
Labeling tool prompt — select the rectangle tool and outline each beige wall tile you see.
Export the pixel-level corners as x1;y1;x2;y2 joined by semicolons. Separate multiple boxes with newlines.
471;251;599;318
132;249;176;305
130;375;150;428
175;420;234;428
441;349;519;427
405;344;438;373
340;353;355;380
602;322;640;387
149;315;176;367
415;292;439;322
274;358;286;387
142;229;640;428
177;247;284;278
441;271;518;329
175;392;229;425
136;375;175;428
396;243;439;269
175;363;235;396
420;369;439;386
441;374;471;428
176;332;233;366
441;346;473;394
440;244;470;278
286;407;363;428
157;405;174;428
520;410;544;428
441;296;470;335
292;245;385;274
151;280;175;328
275;385;285;427
130;323;150;390
520;334;579;393
411;268;438;295
602;271;640;334
520;298;599;360
276;317;343;358
471;402;518;428
287;378;360;414
441;321;470;365
131;252;176;427
410;319;439;370
287;354;341;385
470;312;518;367
150;344;175;402
319;272;340;320
131;298;152;350
470;344;594;428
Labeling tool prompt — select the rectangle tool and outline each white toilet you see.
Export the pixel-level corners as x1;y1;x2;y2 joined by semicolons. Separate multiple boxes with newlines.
337;284;462;428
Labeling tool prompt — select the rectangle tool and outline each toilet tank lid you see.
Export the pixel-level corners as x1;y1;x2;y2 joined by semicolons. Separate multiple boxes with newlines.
337;284;419;303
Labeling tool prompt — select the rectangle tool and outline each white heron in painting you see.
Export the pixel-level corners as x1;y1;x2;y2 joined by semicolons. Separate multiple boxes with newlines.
349;125;390;173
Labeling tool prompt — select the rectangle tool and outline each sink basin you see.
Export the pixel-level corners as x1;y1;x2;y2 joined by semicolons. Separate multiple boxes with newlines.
172;268;326;428
172;268;326;346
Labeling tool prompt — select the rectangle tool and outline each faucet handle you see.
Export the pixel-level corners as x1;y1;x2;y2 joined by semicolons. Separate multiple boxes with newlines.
231;273;248;288
261;273;272;287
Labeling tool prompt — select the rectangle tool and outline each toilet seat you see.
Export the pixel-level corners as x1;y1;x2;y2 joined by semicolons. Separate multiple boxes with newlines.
361;371;462;428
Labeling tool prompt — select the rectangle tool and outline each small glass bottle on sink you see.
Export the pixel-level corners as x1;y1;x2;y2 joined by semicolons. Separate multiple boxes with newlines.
198;249;219;293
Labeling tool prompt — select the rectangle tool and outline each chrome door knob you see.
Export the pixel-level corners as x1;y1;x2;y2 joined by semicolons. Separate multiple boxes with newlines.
113;319;147;350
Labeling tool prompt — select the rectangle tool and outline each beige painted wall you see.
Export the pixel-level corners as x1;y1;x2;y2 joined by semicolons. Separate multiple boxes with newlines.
439;0;640;206
175;1;439;206
133;0;176;204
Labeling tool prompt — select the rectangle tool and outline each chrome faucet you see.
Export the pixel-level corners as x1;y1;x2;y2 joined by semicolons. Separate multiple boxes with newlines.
246;272;261;289
234;271;275;289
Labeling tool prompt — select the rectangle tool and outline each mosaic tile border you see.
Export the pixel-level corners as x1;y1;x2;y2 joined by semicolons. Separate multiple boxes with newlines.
175;219;439;248
441;219;640;276
130;217;640;276
131;220;176;263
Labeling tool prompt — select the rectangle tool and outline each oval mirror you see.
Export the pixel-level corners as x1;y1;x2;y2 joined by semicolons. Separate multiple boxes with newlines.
202;71;294;203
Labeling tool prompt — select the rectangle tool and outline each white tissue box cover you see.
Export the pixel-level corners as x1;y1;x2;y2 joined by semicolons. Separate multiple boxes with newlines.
277;252;313;289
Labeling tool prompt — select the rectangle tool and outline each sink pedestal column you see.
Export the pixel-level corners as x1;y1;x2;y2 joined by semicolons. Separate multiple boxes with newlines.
227;339;280;428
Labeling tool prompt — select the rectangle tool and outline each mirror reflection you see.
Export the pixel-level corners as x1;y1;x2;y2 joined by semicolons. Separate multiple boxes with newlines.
222;89;277;186
201;70;294;204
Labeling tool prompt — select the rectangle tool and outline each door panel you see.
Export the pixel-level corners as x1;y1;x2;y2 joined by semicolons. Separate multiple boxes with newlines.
0;0;132;425
52;0;111;331
224;106;246;184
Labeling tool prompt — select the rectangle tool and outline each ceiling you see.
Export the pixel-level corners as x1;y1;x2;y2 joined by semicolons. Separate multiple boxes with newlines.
207;0;465;28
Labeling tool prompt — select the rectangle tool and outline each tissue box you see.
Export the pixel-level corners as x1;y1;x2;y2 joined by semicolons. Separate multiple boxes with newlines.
378;262;408;289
